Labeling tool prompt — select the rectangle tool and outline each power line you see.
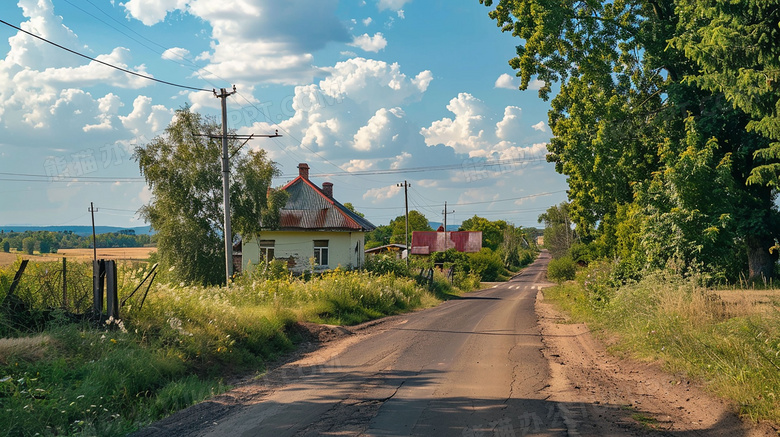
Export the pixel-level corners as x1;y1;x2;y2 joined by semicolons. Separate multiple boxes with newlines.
0;18;213;92
0;177;144;184
65;0;222;90
275;156;548;179
354;190;565;209
0;158;550;184
0;171;143;181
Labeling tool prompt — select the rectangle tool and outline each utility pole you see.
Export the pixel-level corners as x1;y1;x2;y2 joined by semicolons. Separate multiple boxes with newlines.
88;202;98;261
442;201;454;234
212;86;281;286
215;86;237;286
397;181;410;267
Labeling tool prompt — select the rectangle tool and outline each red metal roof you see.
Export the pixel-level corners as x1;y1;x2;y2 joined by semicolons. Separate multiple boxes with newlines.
410;231;482;255
273;176;375;231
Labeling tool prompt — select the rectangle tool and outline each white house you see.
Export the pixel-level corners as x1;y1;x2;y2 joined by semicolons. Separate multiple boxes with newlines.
241;163;376;273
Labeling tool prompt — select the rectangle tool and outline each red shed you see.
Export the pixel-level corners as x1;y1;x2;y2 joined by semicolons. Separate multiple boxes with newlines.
410;231;482;255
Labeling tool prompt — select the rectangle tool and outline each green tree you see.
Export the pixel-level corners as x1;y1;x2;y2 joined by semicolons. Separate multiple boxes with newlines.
459;216;507;251
37;231;57;254
22;237;35;255
481;0;780;279
389;210;432;245
343;202;365;218
538;203;576;259
134;106;282;285
671;0;780;188
2;240;9;252
365;224;392;249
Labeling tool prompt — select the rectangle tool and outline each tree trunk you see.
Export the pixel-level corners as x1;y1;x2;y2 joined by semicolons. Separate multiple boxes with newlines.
746;235;778;281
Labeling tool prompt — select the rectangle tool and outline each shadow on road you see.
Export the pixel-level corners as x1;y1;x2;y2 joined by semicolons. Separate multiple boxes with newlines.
133;361;756;437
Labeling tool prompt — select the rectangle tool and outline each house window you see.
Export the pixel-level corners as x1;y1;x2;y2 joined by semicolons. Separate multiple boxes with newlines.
313;240;329;266
258;240;275;263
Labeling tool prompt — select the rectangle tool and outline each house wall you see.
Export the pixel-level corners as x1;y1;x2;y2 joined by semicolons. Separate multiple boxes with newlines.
243;230;365;273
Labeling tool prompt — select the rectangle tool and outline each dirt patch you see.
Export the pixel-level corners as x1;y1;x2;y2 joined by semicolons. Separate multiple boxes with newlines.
130;317;400;437
536;289;779;436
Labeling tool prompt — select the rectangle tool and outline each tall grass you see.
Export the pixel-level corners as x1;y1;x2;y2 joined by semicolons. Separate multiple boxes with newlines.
0;258;457;436
544;265;780;424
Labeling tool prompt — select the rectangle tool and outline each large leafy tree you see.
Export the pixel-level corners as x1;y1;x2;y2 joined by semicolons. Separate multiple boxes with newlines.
481;0;779;279
389;210;433;245
538;203;577;259
459;215;508;251
135;106;283;285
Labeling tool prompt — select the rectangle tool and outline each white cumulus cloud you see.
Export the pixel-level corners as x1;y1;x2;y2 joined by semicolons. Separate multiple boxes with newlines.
495;73;517;89
363;184;402;202
422;93;548;160
161;47;190;61
350;33;388;52
531;121;547;132
123;0;351;85
378;0;411;11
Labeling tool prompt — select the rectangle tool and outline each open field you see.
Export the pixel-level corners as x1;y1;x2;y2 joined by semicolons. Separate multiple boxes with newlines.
713;288;780;314
0;247;156;267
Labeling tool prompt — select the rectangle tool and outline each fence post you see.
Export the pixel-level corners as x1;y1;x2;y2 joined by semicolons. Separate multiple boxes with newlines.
62;257;67;309
93;260;104;316
105;260;119;320
7;259;28;297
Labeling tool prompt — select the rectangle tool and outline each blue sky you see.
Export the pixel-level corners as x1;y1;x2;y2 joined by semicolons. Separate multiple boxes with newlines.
0;0;568;229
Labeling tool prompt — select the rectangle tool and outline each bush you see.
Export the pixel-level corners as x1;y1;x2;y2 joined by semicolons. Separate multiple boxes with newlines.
468;248;506;282
453;270;482;291
364;255;409;277
547;256;577;283
517;249;537;267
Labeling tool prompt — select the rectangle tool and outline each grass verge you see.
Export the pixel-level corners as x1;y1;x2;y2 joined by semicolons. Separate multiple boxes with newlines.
1;262;468;436
543;265;780;425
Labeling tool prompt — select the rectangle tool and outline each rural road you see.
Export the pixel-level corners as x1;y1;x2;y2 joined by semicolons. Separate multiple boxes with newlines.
136;252;773;436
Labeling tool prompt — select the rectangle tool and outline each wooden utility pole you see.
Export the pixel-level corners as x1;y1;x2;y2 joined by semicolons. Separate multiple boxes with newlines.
212;86;281;286
443;201;454;234
397;181;410;267
215;87;237;286
88;202;98;261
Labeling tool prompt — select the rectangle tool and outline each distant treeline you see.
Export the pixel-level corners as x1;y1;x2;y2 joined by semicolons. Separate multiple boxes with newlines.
0;229;154;254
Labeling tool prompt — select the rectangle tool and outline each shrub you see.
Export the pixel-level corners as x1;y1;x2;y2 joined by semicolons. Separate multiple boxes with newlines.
468;248;505;282
365;254;408;277
517;249;537;267
453;270;482;291
547;256;576;283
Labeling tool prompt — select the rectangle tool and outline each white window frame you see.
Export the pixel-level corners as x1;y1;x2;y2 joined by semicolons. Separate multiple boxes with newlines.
313;240;329;267
258;240;275;264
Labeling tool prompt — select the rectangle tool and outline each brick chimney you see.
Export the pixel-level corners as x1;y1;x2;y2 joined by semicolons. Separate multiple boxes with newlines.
322;182;333;198
297;163;310;180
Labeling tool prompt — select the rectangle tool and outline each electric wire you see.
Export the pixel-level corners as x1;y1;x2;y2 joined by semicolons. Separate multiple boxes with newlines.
0;18;213;92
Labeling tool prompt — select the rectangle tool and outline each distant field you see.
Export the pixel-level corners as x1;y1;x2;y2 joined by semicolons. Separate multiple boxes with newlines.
0;247;156;267
714;288;780;314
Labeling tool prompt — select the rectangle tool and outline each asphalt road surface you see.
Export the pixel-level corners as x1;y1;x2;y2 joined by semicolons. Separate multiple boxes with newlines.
182;252;565;436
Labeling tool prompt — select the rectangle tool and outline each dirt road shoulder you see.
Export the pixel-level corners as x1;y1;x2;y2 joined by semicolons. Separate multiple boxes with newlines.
536;289;778;436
